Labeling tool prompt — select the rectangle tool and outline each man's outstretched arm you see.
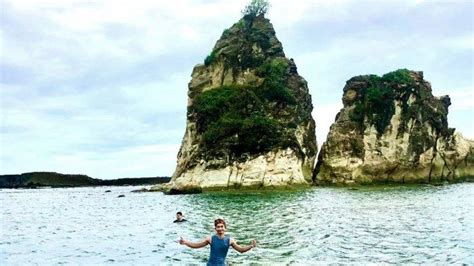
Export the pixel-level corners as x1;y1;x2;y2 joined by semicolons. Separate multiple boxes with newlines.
179;236;210;249
231;239;256;253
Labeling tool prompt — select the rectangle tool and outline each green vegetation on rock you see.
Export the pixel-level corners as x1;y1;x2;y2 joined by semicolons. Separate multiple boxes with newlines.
256;58;296;104
381;68;415;85
222;26;272;70
350;138;365;157
365;86;395;134
204;49;217;66
202;11;283;72
349;77;396;135
193;78;298;158
242;0;270;18
192;56;306;159
346;68;453;162
408;123;436;163
348;69;419;136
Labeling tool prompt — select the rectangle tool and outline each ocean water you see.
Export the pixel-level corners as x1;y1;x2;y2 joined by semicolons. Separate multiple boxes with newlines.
1;183;473;264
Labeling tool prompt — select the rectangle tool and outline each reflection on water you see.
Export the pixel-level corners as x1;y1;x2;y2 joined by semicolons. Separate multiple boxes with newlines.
1;184;473;264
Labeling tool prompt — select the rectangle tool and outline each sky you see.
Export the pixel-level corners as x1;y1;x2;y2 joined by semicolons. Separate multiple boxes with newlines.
1;0;472;179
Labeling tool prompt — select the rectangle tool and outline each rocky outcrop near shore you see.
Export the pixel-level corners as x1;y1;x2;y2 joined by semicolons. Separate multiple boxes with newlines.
155;14;317;193
314;69;474;185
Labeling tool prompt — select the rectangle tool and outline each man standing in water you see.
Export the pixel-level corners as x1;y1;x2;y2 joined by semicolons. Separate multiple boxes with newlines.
179;218;256;265
173;212;187;223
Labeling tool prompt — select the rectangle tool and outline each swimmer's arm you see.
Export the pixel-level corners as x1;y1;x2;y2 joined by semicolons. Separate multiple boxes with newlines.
230;239;256;253
179;236;210;249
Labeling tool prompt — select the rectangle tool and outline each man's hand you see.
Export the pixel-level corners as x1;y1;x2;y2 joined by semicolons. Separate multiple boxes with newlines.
250;240;257;248
179;237;186;245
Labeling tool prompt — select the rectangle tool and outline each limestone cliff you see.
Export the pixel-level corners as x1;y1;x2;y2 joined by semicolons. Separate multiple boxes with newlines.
314;69;474;185
156;14;317;193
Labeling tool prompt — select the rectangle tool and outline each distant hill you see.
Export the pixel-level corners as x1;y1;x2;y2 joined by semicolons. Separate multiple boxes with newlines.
0;172;170;188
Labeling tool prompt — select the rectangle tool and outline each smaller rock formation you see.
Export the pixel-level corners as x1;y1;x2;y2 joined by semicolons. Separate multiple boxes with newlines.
314;69;474;185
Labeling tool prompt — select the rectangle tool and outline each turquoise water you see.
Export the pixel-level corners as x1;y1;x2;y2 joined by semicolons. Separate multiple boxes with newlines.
1;184;473;264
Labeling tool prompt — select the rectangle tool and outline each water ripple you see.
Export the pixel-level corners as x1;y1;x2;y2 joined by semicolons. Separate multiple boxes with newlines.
1;184;473;264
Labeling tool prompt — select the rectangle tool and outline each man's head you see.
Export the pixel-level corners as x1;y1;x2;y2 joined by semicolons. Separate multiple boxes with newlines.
214;218;227;235
176;212;183;221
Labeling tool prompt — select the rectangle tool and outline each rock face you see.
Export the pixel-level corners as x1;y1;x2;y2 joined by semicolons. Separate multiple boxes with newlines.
161;14;317;193
314;69;474;185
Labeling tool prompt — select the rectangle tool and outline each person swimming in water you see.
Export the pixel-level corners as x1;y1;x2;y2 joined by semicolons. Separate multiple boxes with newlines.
173;211;187;223
179;218;256;265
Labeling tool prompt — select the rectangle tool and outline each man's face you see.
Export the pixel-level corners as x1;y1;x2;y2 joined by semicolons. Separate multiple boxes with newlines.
176;213;182;221
214;223;226;235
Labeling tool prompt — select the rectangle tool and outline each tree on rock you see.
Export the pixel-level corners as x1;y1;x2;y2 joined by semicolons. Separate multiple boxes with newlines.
242;0;270;17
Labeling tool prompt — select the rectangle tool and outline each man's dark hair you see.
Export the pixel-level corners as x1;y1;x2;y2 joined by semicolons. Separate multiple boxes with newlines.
214;218;226;228
177;212;183;215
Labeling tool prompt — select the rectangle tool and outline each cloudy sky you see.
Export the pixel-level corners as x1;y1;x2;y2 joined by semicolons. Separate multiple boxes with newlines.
1;0;472;179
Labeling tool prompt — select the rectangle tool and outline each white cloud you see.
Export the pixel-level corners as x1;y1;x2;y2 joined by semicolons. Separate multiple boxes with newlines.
45;143;180;178
437;86;474;112
1;0;473;179
313;102;343;147
442;34;474;50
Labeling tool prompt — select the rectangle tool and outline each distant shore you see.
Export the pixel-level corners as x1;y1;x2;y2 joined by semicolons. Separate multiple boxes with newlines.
0;172;170;188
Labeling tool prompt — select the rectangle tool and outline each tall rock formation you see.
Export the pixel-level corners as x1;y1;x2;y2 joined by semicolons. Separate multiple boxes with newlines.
314;69;474;185
160;14;317;193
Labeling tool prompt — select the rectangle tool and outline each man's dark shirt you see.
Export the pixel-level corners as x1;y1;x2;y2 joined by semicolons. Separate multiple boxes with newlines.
173;219;187;223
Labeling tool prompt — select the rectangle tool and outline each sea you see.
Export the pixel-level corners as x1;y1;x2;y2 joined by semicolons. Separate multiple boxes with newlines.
1;183;473;264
